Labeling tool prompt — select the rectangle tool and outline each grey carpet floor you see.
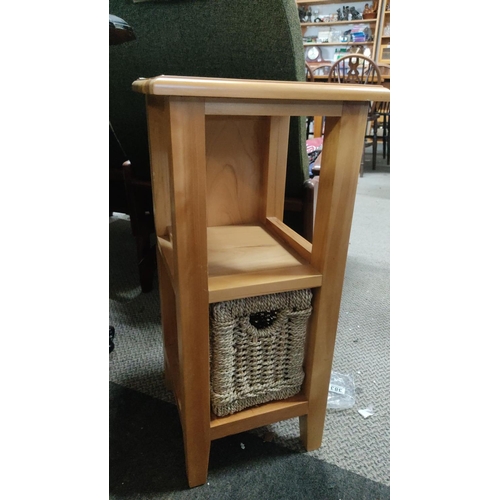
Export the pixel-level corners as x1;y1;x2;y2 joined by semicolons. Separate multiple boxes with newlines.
110;381;389;499
109;168;390;490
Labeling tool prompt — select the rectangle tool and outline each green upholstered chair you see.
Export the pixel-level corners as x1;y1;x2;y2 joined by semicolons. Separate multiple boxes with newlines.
109;0;311;292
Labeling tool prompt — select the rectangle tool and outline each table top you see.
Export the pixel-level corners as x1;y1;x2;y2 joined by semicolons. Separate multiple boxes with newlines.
132;75;390;102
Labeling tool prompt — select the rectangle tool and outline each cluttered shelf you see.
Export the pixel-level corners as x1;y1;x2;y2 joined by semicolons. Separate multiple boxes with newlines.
301;19;376;26
296;0;342;4
301;14;378;47
304;41;374;46
300;1;390;67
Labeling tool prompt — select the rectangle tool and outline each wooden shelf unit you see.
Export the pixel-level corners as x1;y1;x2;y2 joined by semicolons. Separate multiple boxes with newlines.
374;0;390;63
299;0;385;62
133;74;390;488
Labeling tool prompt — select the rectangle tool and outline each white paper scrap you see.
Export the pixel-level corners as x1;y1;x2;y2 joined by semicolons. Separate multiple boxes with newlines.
358;407;374;419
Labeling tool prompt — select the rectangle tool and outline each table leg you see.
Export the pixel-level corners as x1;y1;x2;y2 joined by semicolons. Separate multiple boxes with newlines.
300;103;369;449
147;96;211;487
313;115;323;138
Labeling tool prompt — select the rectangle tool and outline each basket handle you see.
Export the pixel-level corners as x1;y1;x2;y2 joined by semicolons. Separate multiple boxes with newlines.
249;310;279;330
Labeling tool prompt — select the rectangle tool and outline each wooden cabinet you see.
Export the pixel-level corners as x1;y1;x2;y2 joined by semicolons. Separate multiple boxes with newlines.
375;0;390;64
133;75;389;488
297;0;386;65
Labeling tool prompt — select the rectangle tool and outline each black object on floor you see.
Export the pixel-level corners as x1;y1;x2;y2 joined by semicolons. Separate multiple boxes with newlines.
110;326;115;354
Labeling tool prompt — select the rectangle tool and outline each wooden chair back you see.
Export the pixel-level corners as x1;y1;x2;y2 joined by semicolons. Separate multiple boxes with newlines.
377;63;390;77
327;54;382;85
307;63;333;82
305;63;313;81
373;100;390;115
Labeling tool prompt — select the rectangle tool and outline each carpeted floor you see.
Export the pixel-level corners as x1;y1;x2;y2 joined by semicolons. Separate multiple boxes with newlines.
110;382;388;500
109;164;390;498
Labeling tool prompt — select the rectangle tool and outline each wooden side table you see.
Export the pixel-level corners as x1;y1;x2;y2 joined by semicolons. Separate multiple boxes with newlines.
132;75;389;487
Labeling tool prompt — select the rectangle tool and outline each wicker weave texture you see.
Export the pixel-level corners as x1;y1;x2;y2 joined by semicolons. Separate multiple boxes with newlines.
210;289;313;417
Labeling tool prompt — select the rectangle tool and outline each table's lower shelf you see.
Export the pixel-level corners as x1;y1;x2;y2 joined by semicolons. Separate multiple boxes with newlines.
158;223;322;303
209;394;309;440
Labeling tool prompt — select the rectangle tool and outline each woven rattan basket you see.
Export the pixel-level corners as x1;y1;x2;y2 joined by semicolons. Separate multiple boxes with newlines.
209;289;313;417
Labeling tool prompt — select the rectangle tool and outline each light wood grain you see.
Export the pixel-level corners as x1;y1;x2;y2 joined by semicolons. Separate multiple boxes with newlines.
262;116;290;221
162;97;211;488
374;0;389;62
133;75;390;103
300;103;369;451
206;100;343;117
210;395;308;440
205;116;266;226
157;235;175;283
208;266;322;303
208;225;304;275
313;115;323;138
145;95;172;237
206;224;321;302
265;216;312;262
157;246;180;399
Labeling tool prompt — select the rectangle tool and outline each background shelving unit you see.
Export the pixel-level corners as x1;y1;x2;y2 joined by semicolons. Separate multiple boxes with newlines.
374;0;390;64
297;0;385;65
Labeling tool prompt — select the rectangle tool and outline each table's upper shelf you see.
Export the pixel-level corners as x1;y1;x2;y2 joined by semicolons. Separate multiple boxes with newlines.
132;75;390;102
158;222;322;304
